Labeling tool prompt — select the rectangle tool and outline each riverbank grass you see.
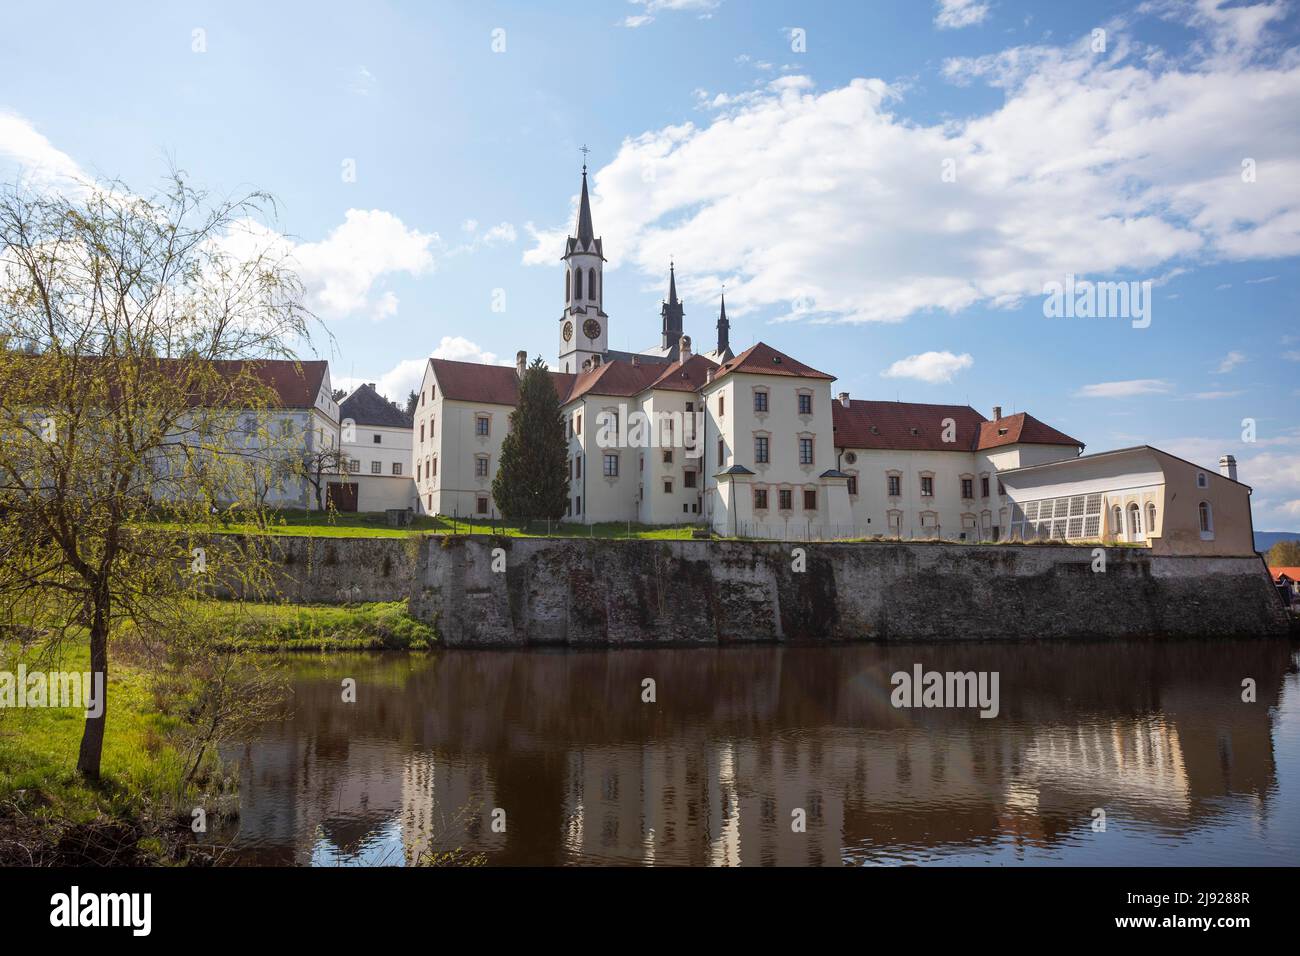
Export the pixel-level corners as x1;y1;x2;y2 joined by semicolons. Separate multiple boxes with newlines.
187;598;436;650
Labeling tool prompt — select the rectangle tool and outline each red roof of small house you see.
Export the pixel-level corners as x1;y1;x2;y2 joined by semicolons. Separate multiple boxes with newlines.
709;342;834;384
1269;566;1300;583
429;358;572;406
976;412;1083;451
564;359;665;402
203;359;329;409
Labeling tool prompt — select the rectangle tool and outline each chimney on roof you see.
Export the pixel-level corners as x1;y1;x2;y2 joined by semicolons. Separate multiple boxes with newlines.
1219;454;1237;481
992;405;1002;420
838;392;850;408
679;335;692;361
516;351;527;378
367;382;376;390
582;358;592;372
631;355;640;367
706;368;714;384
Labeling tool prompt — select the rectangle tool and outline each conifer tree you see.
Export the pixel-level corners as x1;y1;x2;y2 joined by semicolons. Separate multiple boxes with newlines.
492;356;569;520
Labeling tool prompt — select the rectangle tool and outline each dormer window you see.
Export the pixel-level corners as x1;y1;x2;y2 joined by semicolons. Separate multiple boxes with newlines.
997;427;1008;436
1196;472;1208;488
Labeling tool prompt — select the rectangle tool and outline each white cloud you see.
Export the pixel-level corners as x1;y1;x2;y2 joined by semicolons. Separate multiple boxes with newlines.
0;110;88;193
1189;389;1245;399
1215;350;1246;373
1076;379;1172;398
337;336;505;404
622;0;719;27
1283;351;1300;361
881;350;973;384
935;0;991;30
622;15;654;28
1157;430;1300;529
527;3;1300;325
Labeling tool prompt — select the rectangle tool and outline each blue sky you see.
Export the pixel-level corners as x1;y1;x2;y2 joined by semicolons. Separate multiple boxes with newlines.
2;0;1299;527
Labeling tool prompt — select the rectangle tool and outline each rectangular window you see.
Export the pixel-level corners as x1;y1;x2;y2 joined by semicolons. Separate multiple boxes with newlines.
961;478;973;499
683;503;689;514
798;393;812;415
430;387;436;401
373;434;382;444
847;475;858;496
684;470;696;488
803;489;817;510
603;454;619;477
420;423;425;442
475;416;489;437
755;436;769;463
888;475;901;497
997;479;1005;496
754;488;768;510
392;462;402;476
719;394;725;417
371;461;381;474
576;495;581;514
685;401;694;413
432;457;437;477
475;457;489;478
717;437;725;465
798;438;814;465
981;476;990;498
477;496;489;514
576;456;582;479
754;391;768;413
430;416;435;437
779;489;792;510
349;459;361;473
663;449;673;464
921;476;934;497
663;479;673;494
577;413;582;433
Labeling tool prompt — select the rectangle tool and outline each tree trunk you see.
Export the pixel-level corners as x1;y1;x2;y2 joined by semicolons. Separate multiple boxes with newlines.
76;588;110;781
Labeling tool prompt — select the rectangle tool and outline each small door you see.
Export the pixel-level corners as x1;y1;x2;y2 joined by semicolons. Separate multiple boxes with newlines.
327;481;359;512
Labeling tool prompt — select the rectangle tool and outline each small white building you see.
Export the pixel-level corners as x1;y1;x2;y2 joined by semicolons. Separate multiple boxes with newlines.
339;382;416;513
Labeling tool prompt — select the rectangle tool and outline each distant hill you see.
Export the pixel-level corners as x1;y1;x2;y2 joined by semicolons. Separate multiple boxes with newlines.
1256;531;1300;554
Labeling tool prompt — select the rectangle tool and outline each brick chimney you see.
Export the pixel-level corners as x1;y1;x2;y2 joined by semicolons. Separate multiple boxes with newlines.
516;350;527;378
992;405;1002;420
679;335;692;360
838;392;850;408
1219;454;1237;481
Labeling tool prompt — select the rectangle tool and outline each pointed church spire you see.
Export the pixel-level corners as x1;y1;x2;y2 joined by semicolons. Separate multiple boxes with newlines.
575;165;595;248
715;290;733;361
667;260;679;305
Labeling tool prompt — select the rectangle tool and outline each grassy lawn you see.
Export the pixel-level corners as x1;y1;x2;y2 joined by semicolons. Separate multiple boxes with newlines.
0;637;186;832
151;509;706;540
184;598;436;650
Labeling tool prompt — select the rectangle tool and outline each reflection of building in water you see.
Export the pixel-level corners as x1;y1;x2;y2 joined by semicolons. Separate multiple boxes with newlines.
1011;718;1190;817
401;752;505;861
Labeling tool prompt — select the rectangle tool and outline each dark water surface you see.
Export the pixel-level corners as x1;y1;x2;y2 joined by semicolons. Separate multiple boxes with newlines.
218;640;1300;866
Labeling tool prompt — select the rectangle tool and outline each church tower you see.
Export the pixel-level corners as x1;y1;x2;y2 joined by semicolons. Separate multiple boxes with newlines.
660;262;684;360
714;291;734;362
558;164;608;374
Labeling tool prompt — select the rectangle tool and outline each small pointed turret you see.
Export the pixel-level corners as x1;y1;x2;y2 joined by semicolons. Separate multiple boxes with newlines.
575;165;595;248
660;261;685;356
715;292;733;362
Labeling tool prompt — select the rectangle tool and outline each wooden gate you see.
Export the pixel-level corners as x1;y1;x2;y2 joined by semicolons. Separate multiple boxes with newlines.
326;481;359;512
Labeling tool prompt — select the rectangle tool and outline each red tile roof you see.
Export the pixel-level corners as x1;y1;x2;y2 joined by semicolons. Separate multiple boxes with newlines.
210;359;328;409
709;342;834;384
429;358;572;406
1270;566;1300;583
976;412;1083;450
649;353;719;392
832;401;1082;453
565;360;665;402
833;400;986;451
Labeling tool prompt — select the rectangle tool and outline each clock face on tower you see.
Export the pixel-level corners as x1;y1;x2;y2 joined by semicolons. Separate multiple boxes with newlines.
583;318;601;340
562;321;573;342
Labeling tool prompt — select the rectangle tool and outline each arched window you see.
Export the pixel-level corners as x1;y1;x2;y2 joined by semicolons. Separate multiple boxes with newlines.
574;268;583;300
1146;502;1157;535
565;270;570;302
1199;501;1213;534
589;268;597;302
1111;505;1122;534
1127;503;1142;536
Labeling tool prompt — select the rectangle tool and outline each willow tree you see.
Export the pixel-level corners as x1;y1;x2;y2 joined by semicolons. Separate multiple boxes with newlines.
492;356;568;521
0;173;314;781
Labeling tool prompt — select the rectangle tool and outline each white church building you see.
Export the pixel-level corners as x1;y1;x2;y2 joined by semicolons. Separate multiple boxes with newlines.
404;167;1258;555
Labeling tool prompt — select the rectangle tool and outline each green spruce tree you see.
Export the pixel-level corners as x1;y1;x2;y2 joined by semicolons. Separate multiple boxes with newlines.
493;356;569;521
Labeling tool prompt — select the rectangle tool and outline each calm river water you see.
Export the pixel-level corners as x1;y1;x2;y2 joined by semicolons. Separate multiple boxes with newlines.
217;640;1300;866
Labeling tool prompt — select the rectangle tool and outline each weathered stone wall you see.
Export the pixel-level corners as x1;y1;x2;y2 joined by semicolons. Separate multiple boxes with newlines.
407;537;1292;646
208;535;422;605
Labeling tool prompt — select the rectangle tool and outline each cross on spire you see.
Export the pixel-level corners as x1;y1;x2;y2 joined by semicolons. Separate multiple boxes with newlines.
579;143;591;171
